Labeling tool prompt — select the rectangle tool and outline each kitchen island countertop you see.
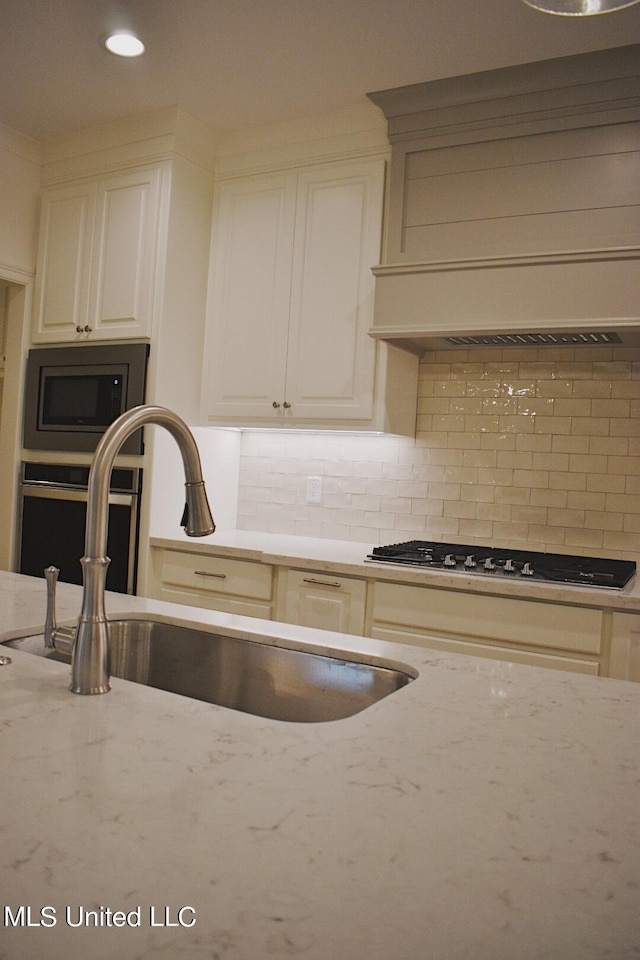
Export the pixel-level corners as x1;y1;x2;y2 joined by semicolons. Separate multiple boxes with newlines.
1;569;639;959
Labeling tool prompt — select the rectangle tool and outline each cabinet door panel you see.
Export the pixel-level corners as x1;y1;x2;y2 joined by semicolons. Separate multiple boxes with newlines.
286;162;383;418
90;168;161;336
204;176;296;417
33;184;95;341
607;612;640;681
282;570;366;635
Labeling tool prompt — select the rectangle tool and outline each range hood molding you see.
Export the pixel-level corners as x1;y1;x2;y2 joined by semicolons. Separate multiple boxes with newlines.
367;45;640;350
370;250;640;353
367;44;640;145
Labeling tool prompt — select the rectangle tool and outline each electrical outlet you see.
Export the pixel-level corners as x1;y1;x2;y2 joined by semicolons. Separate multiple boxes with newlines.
306;476;322;504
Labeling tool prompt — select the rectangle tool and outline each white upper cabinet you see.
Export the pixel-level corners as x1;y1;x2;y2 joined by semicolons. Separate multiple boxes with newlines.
32;165;163;342
285;165;379;421
203;172;296;419
202;157;417;432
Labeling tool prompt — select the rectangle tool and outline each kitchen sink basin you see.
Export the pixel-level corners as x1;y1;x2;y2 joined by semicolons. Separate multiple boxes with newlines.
2;619;415;722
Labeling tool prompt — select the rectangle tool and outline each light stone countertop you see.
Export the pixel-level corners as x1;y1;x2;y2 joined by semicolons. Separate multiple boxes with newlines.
1;570;639;959
150;530;640;612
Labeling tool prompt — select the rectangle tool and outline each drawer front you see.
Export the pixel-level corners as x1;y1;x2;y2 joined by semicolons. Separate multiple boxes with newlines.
372;582;602;656
159;550;273;601
372;624;599;675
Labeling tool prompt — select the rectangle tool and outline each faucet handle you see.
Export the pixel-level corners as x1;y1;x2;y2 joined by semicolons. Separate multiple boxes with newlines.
44;566;59;648
44;566;75;654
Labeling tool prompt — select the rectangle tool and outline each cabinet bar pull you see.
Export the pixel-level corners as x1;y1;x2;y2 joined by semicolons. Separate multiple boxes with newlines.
194;570;227;579
302;578;342;588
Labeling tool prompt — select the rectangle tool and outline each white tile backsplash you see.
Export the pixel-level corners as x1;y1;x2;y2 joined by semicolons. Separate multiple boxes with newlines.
237;345;640;560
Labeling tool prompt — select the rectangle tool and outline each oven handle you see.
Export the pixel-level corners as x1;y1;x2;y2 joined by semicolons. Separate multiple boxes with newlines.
20;483;136;507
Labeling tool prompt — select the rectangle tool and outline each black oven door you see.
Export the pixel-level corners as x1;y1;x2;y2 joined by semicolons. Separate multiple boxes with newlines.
19;467;141;595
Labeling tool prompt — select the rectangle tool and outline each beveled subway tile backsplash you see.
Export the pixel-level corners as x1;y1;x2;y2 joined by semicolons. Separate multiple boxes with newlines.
236;345;640;561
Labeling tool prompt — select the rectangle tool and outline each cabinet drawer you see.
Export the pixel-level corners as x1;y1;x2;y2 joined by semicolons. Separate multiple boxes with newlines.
159;550;273;601
372;624;599;675
372;582;602;656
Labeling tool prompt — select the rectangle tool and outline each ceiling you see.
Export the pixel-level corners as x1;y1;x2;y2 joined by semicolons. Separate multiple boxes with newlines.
2;0;640;143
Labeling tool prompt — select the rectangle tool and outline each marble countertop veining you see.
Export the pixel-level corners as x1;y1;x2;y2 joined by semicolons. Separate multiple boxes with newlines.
150;530;640;611
1;570;639;960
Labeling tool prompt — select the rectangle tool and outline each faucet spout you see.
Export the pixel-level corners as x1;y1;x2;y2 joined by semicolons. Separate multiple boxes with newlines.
58;405;215;695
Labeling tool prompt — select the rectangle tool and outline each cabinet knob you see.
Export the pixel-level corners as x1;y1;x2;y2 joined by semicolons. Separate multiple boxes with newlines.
76;325;83;333
272;401;281;409
282;401;291;409
84;325;92;333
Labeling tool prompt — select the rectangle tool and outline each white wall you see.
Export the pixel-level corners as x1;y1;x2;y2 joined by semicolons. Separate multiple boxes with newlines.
0;123;41;275
0;124;41;571
147;426;241;539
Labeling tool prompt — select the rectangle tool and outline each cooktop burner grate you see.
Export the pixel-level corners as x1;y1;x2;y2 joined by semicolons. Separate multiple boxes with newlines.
367;541;636;589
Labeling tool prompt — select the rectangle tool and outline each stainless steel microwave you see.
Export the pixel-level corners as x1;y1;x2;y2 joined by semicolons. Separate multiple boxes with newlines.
23;342;149;454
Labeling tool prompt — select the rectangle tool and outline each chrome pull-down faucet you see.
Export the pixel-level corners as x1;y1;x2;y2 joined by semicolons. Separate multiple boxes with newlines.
44;405;215;695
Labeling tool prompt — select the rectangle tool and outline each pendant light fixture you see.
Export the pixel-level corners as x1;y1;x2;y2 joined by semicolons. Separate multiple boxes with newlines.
522;0;640;13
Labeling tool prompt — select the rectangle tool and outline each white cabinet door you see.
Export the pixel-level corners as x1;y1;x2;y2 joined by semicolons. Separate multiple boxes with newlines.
32;182;96;341
33;166;163;343
285;163;381;420
607;612;640;682
203;174;296;418
88;167;162;339
279;569;367;636
202;158;397;428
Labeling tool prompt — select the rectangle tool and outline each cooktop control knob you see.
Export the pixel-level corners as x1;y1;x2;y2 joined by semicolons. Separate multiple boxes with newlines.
504;558;516;573
464;555;477;569
443;554;456;567
522;562;534;576
483;557;496;571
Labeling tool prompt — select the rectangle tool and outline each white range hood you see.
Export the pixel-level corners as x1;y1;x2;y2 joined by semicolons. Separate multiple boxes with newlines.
367;45;640;351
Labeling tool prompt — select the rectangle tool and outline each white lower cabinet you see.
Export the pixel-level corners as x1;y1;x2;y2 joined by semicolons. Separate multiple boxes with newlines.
607;612;640;682
149;548;274;619
147;544;640;681
370;581;602;676
277;569;367;636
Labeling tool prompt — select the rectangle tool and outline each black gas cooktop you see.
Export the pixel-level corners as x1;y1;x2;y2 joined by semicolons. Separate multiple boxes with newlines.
367;541;636;590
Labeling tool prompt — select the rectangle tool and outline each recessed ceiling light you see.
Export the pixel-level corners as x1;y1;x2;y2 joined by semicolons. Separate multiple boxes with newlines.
522;0;640;12
104;31;145;57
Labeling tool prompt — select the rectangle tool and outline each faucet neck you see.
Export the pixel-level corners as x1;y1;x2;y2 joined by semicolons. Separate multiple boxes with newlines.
85;405;214;559
68;404;215;695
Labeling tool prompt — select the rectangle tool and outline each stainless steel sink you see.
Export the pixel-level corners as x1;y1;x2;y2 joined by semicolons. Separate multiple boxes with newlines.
2;619;415;722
